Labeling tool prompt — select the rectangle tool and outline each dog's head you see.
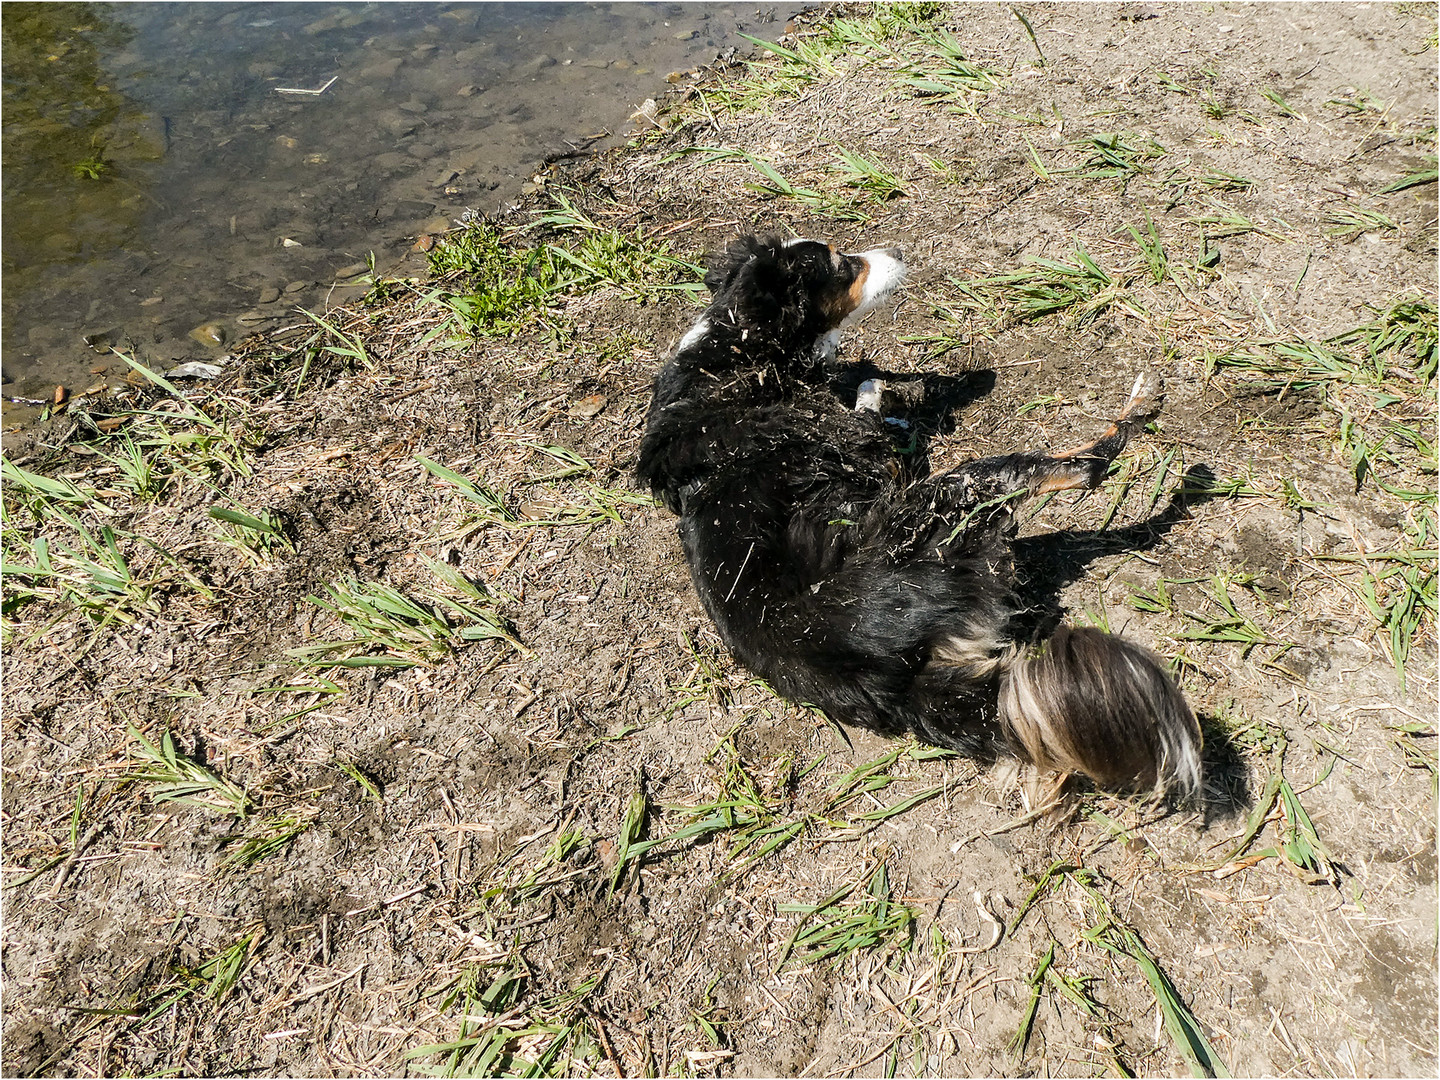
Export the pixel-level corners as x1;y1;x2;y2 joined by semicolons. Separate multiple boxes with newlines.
703;235;906;351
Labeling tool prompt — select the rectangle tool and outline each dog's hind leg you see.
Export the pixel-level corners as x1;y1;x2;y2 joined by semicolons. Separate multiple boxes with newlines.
950;372;1164;497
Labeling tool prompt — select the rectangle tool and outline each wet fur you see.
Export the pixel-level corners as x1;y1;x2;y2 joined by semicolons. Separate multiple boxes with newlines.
637;235;1201;798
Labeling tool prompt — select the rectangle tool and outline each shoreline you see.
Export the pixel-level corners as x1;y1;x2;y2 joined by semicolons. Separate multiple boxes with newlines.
0;2;795;429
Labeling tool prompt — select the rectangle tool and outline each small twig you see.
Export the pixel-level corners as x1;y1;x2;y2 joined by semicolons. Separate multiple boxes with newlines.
287;962;366;1005
274;76;338;96
47;825;105;898
954;892;1005;955
344;882;431;917
583;1007;624;1079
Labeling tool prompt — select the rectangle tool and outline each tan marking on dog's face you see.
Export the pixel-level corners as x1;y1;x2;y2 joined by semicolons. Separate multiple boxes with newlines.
845;259;872;316
817;253;869;327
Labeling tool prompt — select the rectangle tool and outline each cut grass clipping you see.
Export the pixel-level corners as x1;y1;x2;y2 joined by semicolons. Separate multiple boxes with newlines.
1;458;217;636
1186;731;1339;886
419;447;655;536
672;147;888;222
776;855;917;970
952;244;1135;327
610;742;949;882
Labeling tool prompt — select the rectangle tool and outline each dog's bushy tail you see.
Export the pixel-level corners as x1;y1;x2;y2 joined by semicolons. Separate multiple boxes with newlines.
997;626;1202;799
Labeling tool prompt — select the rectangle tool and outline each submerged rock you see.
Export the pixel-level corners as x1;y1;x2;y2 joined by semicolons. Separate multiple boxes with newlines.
188;322;227;348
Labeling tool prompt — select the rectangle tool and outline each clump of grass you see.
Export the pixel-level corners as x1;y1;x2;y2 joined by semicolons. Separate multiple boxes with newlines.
1083;907;1231;1077
1011;5;1046;65
1198;168;1256;191
900;23;1004;107
682;7;949;117
424;195;700;338
1388;718;1437;792
1325;89;1389;116
1205;335;1395;394
617;742;947;883
523;191;704;298
776;857;917;970
91;433;171;501
704;32;843;111
610;770;650;896
1324;203;1400;240
1009;864;1229;1077
407;966;604;1078
1193;730;1340;886
1335;406;1436;501
1008;942;1055;1058
666;628;743;713
298;307;372;370
208;505;293;566
419;447;655;537
679;147;873;221
1320;519;1438;691
1062;132;1166;182
1127;210;1170;283
288;559;521;671
2;457;94;511
833;146;907;200
425;224;561;335
417;456;516;527
494;824;592;904
127;726;251;819
1374;158;1438;195
616;748;809;876
175;928;265;1005
1;470;216;639
1;430;238;638
1329;296;1437;382
2;512;155;631
1174;573;1296;667
899;295;973;360
218;811;315;874
1155;72;1191;95
1010;938;1133;1074
951;244;1132;327
1186;197;1290;241
1201;300;1435;687
1260;85;1302;118
79;926;264;1040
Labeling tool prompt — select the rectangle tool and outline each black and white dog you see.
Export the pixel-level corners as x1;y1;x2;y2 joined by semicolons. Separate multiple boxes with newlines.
637;235;1201;799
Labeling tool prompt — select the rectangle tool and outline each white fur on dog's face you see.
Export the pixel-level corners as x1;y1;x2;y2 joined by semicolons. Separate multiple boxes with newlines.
843;247;906;325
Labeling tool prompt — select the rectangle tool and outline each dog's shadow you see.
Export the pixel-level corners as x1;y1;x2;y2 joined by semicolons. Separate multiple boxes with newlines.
828;363;996;475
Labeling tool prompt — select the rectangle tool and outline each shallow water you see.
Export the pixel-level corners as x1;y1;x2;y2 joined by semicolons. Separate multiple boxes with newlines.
1;1;784;426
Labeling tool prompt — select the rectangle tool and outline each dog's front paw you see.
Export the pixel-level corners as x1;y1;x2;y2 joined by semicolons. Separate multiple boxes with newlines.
1119;372;1165;424
855;379;887;413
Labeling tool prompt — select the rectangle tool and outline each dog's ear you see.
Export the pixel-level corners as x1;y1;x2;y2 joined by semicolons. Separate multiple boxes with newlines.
703;234;772;295
731;245;793;323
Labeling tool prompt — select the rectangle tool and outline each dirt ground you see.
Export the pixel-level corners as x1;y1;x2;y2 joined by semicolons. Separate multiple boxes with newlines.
2;3;1436;1077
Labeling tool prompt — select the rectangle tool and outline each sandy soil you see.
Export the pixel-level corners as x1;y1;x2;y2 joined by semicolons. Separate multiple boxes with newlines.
3;3;1436;1077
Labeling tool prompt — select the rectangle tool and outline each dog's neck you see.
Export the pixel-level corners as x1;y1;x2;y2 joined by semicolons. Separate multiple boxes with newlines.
675;311;842;366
